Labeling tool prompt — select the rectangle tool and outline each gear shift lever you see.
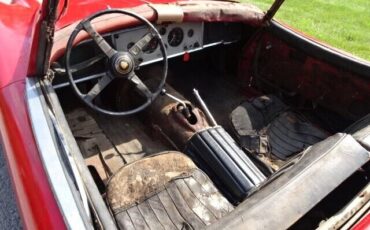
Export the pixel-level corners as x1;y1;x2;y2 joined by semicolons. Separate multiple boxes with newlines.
160;89;191;119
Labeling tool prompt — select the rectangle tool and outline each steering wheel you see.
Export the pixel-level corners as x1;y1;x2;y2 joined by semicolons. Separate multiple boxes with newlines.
65;9;168;116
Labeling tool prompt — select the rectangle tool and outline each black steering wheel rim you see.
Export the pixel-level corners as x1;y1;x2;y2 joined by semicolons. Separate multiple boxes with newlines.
65;9;168;116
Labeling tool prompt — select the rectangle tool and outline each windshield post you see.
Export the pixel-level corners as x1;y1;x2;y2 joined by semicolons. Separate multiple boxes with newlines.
263;0;285;25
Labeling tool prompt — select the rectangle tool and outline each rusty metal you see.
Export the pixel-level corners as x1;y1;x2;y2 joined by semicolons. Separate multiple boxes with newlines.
146;81;210;149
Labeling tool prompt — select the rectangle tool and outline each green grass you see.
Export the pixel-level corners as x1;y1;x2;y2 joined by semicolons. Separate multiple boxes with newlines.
241;0;370;61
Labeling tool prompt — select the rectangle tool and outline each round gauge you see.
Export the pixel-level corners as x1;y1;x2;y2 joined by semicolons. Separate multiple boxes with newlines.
159;27;167;35
167;27;184;47
142;37;158;54
187;29;194;37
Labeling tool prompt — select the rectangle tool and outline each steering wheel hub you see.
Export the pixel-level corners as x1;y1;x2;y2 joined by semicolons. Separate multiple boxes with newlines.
111;53;134;76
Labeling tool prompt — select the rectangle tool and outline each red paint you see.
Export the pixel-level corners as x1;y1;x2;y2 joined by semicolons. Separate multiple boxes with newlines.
0;1;66;227
55;0;174;29
50;1;264;62
0;0;69;227
0;0;177;228
0;1;40;86
0;0;369;228
183;52;190;62
352;214;370;230
51;4;157;62
238;30;370;120
0;82;65;229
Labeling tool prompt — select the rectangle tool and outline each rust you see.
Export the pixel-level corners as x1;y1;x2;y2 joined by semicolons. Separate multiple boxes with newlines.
146;81;210;149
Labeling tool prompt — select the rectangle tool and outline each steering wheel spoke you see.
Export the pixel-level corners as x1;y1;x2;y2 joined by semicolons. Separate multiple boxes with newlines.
128;31;155;57
66;9;167;116
128;73;153;99
84;73;113;103
82;21;117;58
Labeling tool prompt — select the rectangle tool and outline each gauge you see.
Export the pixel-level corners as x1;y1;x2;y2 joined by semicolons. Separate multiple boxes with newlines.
187;29;194;38
127;38;158;54
159;27;167;35
167;27;184;47
142;37;158;54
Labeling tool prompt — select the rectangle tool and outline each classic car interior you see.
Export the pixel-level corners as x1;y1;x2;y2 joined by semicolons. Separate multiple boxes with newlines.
42;2;370;229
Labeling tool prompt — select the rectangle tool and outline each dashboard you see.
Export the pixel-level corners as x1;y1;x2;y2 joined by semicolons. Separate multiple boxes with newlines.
53;22;243;89
114;22;205;66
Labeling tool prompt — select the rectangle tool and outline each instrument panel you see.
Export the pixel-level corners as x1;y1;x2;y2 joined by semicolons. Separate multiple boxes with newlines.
53;22;243;89
113;23;204;66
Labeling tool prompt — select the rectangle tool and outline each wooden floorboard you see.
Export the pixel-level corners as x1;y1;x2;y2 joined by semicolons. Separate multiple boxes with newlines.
66;107;170;183
66;108;125;181
96;115;169;164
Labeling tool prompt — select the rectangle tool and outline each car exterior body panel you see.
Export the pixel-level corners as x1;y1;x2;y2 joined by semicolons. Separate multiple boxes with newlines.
0;82;65;229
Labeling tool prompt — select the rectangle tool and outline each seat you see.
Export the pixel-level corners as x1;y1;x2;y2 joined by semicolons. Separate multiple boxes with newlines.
206;133;370;230
230;95;329;160
345;113;370;150
106;151;234;230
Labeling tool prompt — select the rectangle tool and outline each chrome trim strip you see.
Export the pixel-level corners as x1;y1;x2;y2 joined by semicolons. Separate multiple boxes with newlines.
46;108;91;221
43;78;118;229
26;78;90;229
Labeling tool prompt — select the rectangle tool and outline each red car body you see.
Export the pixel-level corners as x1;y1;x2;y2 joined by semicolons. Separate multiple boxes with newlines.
0;0;170;228
0;0;369;229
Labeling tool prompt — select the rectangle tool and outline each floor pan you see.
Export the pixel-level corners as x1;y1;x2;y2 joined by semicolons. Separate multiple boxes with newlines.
66;108;170;183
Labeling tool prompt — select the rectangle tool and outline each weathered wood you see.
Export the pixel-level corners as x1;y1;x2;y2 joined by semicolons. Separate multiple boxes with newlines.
85;154;109;182
97;116;168;163
67;108;126;178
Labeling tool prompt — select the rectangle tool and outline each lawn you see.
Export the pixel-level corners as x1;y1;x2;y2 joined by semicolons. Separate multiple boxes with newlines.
241;0;370;61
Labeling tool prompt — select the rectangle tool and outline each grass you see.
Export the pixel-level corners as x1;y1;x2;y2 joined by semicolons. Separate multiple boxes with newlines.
241;0;370;61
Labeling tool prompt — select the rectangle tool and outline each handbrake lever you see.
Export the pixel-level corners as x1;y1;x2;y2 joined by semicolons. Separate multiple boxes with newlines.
193;89;217;127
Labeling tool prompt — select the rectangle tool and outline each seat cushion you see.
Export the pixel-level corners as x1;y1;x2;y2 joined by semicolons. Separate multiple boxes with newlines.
230;95;328;160
266;111;329;159
230;95;287;155
230;95;287;137
107;151;234;230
